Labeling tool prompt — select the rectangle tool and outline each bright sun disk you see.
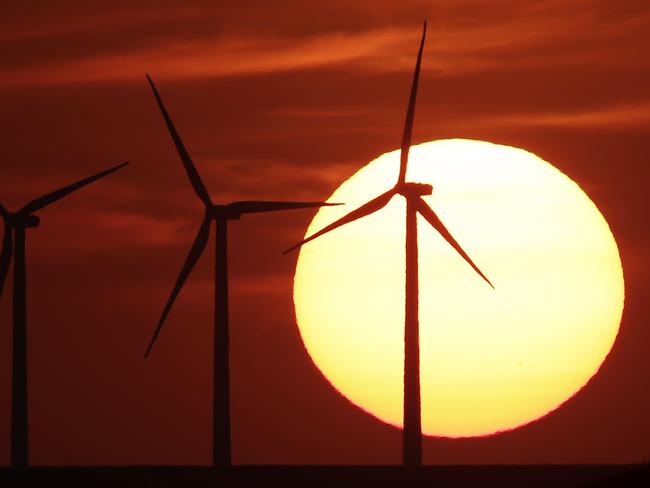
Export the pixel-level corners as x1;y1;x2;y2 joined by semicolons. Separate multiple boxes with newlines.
293;139;624;437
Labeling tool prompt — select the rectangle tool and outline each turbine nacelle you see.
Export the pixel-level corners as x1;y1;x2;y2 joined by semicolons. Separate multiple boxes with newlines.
5;213;40;228
208;205;242;221
396;182;433;198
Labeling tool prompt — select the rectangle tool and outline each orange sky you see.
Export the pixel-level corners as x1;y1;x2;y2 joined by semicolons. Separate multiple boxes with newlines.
0;0;648;465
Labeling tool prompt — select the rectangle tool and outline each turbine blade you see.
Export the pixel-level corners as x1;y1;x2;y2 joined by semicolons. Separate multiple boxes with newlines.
19;162;129;215
415;197;494;288
145;217;211;357
146;74;212;207
283;189;395;254
229;201;341;215
0;223;13;301
397;20;427;185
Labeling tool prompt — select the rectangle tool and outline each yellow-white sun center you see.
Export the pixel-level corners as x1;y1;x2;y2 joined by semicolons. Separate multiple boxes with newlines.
293;139;624;437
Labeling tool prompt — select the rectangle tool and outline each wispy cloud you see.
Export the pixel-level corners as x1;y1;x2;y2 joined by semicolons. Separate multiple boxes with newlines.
454;103;650;131
2;2;648;87
0;29;411;86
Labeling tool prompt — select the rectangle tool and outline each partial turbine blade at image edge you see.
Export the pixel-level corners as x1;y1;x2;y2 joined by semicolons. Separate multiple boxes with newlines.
415;197;494;288
19;162;130;215
397;20;427;185
0;223;13;300
146;74;212;207
283;190;395;254
231;201;341;215
144;217;211;357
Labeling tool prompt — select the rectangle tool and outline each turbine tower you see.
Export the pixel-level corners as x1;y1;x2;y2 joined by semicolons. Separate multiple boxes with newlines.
284;21;494;466
0;161;130;467
144;75;336;467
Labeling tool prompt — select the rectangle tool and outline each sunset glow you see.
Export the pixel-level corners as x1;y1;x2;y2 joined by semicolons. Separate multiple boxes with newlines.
293;139;624;437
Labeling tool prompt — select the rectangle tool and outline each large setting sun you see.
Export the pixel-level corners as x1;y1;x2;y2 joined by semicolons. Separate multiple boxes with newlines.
293;139;625;438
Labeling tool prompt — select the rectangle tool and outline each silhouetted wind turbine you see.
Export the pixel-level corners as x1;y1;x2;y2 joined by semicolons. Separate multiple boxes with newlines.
0;161;129;467
144;75;337;467
284;21;494;466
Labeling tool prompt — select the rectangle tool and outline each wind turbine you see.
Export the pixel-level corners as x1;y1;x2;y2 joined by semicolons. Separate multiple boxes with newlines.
0;161;130;467
284;21;494;466
143;75;336;467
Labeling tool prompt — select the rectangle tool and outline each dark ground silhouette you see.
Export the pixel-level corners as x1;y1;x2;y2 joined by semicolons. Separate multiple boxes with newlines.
1;464;648;487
